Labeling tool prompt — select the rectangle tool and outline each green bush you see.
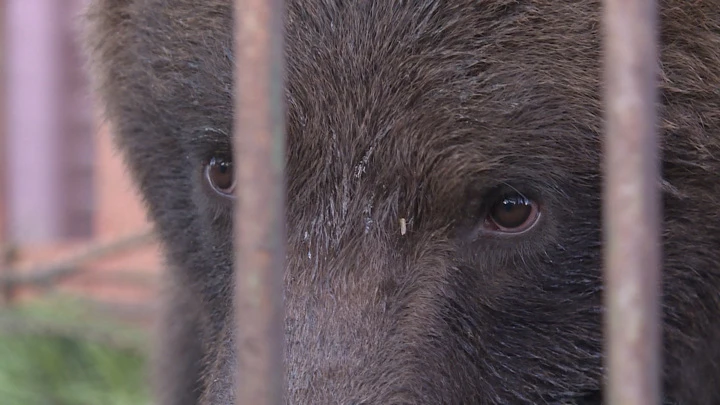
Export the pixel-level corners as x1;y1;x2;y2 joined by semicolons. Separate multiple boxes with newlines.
0;297;152;405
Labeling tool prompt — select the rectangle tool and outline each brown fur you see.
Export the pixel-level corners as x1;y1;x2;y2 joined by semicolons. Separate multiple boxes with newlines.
82;1;720;404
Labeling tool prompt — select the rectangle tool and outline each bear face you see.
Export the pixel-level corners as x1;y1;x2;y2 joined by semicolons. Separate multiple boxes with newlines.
83;0;720;404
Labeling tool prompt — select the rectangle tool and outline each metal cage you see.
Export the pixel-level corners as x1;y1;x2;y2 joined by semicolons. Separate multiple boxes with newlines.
231;0;662;404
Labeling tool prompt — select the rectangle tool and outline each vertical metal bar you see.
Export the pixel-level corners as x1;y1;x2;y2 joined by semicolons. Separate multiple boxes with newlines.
233;0;285;404
0;0;10;306
602;0;661;404
0;0;5;240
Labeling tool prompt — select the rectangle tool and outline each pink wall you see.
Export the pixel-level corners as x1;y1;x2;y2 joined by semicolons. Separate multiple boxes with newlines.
1;0;161;312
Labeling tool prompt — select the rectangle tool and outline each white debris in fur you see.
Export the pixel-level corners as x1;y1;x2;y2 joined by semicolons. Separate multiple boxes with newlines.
355;145;375;179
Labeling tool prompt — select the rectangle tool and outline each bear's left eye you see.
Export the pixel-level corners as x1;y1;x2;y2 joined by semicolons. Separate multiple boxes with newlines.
205;156;236;196
484;192;540;233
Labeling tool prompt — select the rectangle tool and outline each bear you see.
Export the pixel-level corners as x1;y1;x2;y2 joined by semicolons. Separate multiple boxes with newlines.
82;0;720;404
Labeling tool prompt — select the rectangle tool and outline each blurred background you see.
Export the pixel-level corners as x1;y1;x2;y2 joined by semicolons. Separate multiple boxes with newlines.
0;1;160;404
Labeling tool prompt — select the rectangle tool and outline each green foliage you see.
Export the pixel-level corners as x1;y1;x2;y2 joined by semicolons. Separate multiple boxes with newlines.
0;296;152;405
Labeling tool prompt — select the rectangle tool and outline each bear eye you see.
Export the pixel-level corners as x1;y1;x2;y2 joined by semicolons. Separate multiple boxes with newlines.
484;193;540;233
205;157;236;196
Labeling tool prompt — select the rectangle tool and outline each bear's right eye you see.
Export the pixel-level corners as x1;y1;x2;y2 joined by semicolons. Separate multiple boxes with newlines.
205;157;236;197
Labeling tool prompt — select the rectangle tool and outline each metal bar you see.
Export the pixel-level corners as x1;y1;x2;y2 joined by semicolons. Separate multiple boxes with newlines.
0;0;10;306
233;0;286;404
602;0;662;404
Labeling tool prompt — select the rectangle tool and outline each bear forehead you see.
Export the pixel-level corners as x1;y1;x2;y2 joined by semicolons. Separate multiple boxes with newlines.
132;0;602;189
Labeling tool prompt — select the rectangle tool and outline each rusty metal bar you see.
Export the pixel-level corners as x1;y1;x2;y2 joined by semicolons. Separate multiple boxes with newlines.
233;0;286;404
602;0;661;404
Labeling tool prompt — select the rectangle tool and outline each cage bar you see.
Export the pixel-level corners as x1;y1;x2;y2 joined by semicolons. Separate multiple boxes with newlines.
602;0;662;404
232;0;286;404
0;0;10;305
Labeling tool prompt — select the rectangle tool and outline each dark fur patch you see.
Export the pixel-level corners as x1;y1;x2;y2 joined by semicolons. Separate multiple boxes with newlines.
82;0;720;404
